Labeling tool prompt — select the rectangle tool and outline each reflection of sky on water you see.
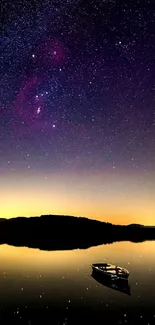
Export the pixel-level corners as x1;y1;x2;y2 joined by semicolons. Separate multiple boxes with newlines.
0;241;155;323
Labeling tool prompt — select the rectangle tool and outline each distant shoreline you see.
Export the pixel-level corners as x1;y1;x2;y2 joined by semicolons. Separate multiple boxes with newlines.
0;215;155;251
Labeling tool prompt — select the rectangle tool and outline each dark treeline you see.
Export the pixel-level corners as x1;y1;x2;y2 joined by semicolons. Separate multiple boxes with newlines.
0;215;155;251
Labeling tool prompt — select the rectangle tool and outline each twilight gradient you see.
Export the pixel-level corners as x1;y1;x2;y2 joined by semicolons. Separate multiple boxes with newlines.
1;169;155;225
0;0;155;225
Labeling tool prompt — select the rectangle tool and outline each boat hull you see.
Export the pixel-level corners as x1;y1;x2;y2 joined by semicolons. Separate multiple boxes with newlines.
91;271;131;295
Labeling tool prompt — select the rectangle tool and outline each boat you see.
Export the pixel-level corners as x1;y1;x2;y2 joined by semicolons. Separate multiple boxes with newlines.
91;271;131;295
91;263;129;279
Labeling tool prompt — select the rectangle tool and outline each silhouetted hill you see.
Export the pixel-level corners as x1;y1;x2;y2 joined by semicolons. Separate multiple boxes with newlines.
0;215;155;251
128;223;144;227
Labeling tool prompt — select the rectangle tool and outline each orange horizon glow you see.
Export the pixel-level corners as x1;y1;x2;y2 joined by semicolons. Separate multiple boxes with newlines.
0;168;155;225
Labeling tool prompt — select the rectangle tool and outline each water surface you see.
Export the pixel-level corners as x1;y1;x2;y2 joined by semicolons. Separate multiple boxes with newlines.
0;241;155;324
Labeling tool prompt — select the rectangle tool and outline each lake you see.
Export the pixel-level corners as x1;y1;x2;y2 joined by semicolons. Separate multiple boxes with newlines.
0;241;155;324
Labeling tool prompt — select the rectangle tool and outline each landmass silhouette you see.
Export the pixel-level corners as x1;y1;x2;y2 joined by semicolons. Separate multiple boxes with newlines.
0;215;155;251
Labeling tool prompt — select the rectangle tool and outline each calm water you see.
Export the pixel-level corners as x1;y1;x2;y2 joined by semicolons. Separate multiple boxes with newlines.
0;241;155;324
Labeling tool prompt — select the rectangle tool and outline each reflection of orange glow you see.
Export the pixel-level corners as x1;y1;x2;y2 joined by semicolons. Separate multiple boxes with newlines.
1;241;155;274
0;245;83;272
0;170;155;225
1;242;155;308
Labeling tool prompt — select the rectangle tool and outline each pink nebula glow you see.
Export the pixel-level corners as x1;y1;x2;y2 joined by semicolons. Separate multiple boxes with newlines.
39;38;67;66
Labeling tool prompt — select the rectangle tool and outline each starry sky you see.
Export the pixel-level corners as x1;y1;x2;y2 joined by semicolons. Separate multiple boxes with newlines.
0;0;155;224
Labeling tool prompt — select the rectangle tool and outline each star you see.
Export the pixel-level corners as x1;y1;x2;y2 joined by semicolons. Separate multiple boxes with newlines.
37;107;41;114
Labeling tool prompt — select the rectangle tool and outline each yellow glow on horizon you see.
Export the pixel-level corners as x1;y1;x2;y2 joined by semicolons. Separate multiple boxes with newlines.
0;169;155;225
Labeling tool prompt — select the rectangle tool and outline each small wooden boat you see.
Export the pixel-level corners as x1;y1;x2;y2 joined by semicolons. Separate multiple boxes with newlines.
91;263;129;279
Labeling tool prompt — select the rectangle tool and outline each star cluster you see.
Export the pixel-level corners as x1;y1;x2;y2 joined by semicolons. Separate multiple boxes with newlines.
0;0;155;222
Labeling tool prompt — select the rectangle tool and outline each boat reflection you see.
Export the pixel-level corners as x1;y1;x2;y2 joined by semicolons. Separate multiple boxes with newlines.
91;270;131;295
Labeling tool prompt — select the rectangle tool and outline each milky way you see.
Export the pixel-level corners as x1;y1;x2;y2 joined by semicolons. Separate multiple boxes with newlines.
0;0;155;223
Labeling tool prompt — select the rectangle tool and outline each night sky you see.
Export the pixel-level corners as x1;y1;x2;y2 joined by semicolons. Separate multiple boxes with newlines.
0;0;155;224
